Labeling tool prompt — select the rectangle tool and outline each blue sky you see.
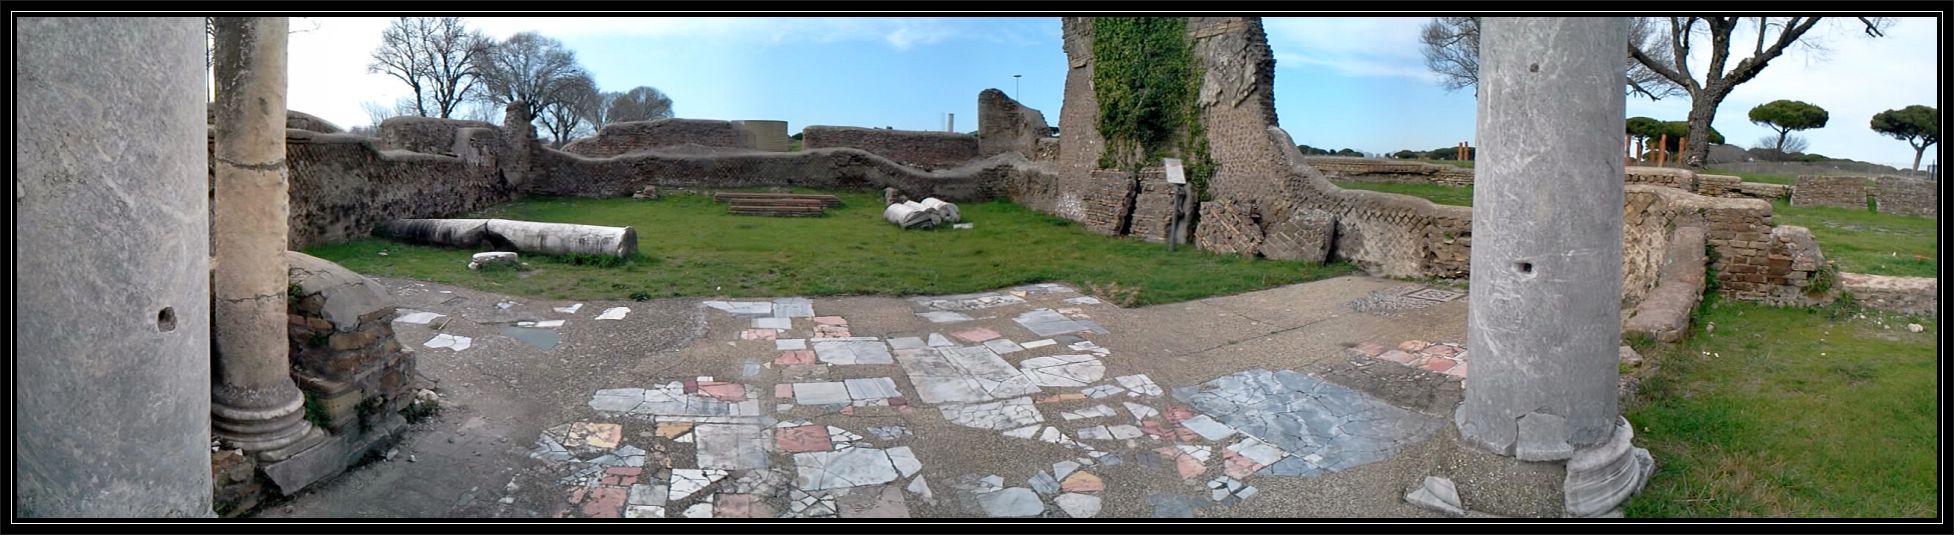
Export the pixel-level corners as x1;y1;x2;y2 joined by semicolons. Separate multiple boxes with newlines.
287;16;1939;169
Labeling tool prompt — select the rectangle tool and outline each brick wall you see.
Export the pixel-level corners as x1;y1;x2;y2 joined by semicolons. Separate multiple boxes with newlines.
1792;175;1871;209
378;116;498;155
1874;175;1937;217
1732;181;1792;200
560;118;755;158
801;126;980;170
520;145;1033;203
978;88;1055;159
1839;272;1937;316
278;130;512;249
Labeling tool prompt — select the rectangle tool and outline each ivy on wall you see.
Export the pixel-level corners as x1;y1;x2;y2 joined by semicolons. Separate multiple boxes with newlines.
1091;17;1215;201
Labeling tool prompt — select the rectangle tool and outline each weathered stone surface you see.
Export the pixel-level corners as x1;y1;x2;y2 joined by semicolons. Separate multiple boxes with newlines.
1839;272;1937;317
1404;476;1465;517
377;116;498;155
802;125;979;170
1194;200;1264;257
1873;175;1937;217
1258;207;1336;263
978;88;1055;159
561;118;755;157
1564;417;1654;517
1622;227;1706;343
289;252;392;332
1455;17;1628;455
1791;175;1871;209
17;18;216;517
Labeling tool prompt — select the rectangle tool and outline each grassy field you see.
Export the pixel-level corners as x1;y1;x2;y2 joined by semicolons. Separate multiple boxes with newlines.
1625;297;1938;517
307;191;1352;306
1329;181;1475;207
1770;200;1937;278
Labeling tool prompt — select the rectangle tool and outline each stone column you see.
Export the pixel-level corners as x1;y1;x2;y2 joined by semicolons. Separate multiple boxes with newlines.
17;17;215;518
210;16;325;460
1454;17;1651;517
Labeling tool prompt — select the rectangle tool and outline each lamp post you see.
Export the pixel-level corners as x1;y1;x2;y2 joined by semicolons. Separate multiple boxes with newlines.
1014;74;1022;100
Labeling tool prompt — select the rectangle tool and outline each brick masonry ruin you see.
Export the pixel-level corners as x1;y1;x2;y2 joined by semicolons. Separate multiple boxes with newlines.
801;126;981;170
1791;175;1871;209
1873;175;1938;217
561;118;756;158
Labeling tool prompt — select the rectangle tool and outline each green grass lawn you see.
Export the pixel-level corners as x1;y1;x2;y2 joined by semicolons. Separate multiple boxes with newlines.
1703;168;1797;185
1329;181;1475;207
1770;200;1937;277
306;191;1352;306
1625;297;1937;517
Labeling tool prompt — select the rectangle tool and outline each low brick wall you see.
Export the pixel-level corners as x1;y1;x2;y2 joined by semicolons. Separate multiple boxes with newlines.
1792;175;1871;209
1839;272;1937;316
802;126;980;170
521;145;1041;203
278;130;512;249
1874;175;1937;217
286;252;415;436
1302;156;1475;187
1731;181;1792;200
1080;169;1135;236
561;119;755;158
378;116;498;155
1622;227;1707;343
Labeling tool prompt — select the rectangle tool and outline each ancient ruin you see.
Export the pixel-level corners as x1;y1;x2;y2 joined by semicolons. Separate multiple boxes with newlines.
14;14;1932;520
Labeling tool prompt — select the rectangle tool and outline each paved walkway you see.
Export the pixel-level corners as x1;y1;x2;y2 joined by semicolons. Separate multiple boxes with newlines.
258;275;1564;519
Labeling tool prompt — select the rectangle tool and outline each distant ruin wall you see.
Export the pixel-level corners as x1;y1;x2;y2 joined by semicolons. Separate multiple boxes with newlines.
801;126;980;170
733;120;792;152
561;118;755;158
378;116;497;155
276;130;512;249
1301;157;1475;187
1791;175;1871;209
520;145;1039;202
1874;175;1937;217
978;88;1056;160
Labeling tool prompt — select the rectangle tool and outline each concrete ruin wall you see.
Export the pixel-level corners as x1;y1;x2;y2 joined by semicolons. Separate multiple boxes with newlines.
378;116;499;155
1791;175;1871;209
17;16;216;518
1874;175;1937;217
801;125;981;170
276;130;513;249
978;88;1057;161
1300;157;1475;187
733;120;792;152
561;118;756;158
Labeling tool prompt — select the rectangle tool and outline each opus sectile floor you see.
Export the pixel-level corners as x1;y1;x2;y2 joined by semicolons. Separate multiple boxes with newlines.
522;284;1444;519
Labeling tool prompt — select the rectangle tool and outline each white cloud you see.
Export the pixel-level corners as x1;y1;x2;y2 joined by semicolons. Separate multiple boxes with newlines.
1265;17;1439;82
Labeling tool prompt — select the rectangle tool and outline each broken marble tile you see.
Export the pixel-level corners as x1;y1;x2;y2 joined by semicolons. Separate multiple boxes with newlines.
1060;404;1118;421
595;307;630;320
974;487;1044;517
938;397;1044;431
394;311;445;324
913;292;1026;311
1115;374;1164;397
898;346;1042;404
786;488;838;518
1018;354;1106;387
705;301;774;316
1027;471;1060;495
1123;402;1160;421
867;426;910;441
772;298;814;318
623;505;665;518
951;327;1002;343
1014;309;1108;337
886;446;922;477
627;483;666;507
1148;493;1199;518
918;311;974;323
739;328;778;341
982;338;1025;355
1173;368;1440;476
1226;436;1288;467
906;476;935;504
754;317;792;330
1052;460;1082;480
1062;296;1102;305
812;339;894;365
1058;471;1103;493
1081;384;1126;399
1054;492;1101;518
694;424;769;470
793;447;902;491
422;333;472;351
1019;339;1057;349
926;333;957;347
888;337;926;350
553;303;584;314
714;493;769;519
680;501;714;518
776;425;832;454
773;350;816;366
775;338;808;351
667;469;727;502
837;484;911;518
792;382;852;406
1179;415;1239;441
843;377;903;401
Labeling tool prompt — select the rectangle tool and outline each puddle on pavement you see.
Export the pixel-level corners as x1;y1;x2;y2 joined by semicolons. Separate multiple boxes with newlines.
501;326;560;349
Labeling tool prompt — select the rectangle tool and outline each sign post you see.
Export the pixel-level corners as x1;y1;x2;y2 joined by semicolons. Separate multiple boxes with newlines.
1163;158;1188;252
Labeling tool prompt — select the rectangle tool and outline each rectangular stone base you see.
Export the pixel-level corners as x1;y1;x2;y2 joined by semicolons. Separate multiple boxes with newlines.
261;414;407;495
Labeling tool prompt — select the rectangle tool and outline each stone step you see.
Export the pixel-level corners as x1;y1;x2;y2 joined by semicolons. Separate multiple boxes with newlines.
712;192;842;207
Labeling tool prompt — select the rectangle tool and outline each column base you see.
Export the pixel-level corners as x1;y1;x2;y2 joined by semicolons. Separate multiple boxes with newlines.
212;385;328;462
1563;416;1655;517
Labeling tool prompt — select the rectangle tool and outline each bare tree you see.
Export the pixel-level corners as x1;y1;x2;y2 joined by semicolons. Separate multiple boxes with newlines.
368;17;491;118
605;86;676;124
539;72;599;148
1419;17;1677;99
1629;17;1890;167
474;32;586;124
